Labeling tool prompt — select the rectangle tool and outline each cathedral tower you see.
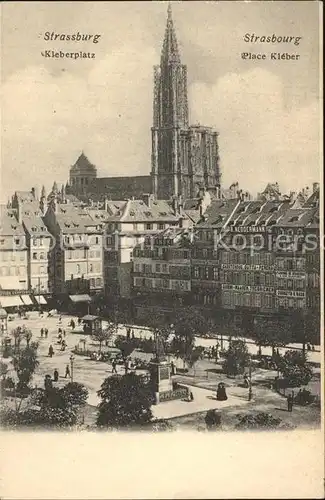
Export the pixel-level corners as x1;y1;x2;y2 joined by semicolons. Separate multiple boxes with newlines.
151;4;221;200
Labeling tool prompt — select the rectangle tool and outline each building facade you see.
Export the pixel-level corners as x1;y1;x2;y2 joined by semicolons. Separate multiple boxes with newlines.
44;199;104;298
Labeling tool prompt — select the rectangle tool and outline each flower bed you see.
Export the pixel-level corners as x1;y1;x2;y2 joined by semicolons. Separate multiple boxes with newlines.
159;387;189;403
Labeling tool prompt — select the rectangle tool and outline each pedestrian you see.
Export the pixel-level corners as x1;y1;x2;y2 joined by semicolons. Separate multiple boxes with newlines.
243;374;249;388
61;339;66;351
65;364;71;378
45;328;48;338
126;328;131;340
131;330;135;339
59;315;62;323
287;392;294;412
63;330;66;338
188;390;194;402
170;360;175;375
124;359;129;375
53;369;59;382
40;328;44;338
216;382;228;401
58;327;62;334
48;345;54;358
112;359;117;374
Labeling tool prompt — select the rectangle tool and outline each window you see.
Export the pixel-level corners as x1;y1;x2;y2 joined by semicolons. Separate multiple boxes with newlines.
32;252;37;260
39;237;43;246
89;264;93;272
39;266;45;274
213;267;218;280
158;223;165;230
162;264;168;273
156;263;161;273
76;264;80;274
133;223;138;231
95;237;99;244
39;252;45;260
205;267;209;279
134;263;140;272
15;238;20;245
145;223;153;230
194;267;199;279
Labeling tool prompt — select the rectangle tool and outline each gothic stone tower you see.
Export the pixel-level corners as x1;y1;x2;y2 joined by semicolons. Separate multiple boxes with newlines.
151;4;221;200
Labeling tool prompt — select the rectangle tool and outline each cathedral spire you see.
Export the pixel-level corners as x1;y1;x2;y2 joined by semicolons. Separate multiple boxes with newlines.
161;3;181;64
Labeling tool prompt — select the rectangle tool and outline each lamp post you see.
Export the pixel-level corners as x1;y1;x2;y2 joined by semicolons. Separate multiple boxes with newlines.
248;356;252;401
70;354;75;383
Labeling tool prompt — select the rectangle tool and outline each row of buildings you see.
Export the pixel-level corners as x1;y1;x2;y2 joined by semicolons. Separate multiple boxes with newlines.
0;181;320;341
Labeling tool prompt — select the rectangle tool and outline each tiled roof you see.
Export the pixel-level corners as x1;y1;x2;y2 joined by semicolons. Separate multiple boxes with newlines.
105;199;180;223
274;208;317;227
0;206;25;236
55;204;101;234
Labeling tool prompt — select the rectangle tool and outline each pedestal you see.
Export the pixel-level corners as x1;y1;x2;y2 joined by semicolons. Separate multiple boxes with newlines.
150;359;172;404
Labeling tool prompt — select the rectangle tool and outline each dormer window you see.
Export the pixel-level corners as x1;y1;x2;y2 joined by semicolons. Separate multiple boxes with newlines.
159;212;167;216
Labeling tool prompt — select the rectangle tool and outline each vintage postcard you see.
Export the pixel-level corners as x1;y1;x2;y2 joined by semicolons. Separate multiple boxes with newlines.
0;1;323;498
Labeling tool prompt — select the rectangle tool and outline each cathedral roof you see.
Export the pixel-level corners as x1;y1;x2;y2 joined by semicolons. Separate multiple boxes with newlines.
161;4;181;64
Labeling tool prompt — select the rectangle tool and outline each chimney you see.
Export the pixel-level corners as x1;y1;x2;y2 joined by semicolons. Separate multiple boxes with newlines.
104;198;109;212
142;193;154;208
31;187;38;200
313;182;319;193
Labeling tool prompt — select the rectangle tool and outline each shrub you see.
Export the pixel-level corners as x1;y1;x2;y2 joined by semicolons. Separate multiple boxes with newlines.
235;412;282;430
205;409;222;430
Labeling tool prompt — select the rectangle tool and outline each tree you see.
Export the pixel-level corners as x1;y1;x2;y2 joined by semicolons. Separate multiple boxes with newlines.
222;339;250;377
115;338;136;360
97;373;153;428
187;346;205;369
277;350;313;387
12;342;39;392
91;324;114;353
170;308;209;368
0;361;8;379
22;326;32;347
253;317;292;357
12;327;23;351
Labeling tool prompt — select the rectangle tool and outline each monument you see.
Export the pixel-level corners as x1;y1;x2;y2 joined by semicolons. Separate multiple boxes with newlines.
149;329;173;404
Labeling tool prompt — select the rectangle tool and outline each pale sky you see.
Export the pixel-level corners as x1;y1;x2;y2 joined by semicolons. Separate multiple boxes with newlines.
1;1;321;203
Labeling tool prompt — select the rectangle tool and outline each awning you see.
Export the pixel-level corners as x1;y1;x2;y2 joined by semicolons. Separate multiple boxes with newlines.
0;296;24;308
81;314;99;321
35;295;47;305
20;295;33;306
69;294;91;303
0;308;8;318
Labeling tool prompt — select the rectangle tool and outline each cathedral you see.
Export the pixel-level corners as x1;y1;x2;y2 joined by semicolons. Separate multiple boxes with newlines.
66;5;221;202
151;4;221;200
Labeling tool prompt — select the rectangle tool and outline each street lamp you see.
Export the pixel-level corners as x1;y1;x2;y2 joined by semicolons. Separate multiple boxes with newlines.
70;354;75;383
248;356;252;401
